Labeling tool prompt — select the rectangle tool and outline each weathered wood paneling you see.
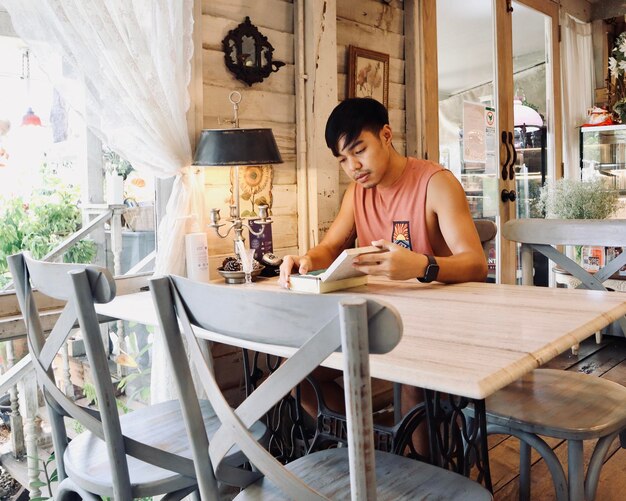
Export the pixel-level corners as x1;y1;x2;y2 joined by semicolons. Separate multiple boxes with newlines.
203;85;295;125
202;0;294;34
335;0;407;194
336;18;404;58
337;0;405;34
201;0;408;269
201;0;299;292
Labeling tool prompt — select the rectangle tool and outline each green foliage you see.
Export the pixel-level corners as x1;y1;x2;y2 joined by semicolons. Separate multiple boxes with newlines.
103;145;133;180
537;178;621;220
28;451;57;500
0;174;96;288
116;330;152;406
82;382;98;406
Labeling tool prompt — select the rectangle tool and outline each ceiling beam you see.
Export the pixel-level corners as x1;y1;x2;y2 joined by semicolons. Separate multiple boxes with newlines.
560;0;593;22
591;0;626;21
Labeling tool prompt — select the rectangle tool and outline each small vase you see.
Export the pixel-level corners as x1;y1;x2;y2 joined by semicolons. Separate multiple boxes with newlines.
106;173;124;204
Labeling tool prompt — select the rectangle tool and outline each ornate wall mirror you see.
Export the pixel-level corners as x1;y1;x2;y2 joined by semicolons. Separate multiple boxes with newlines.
222;17;285;86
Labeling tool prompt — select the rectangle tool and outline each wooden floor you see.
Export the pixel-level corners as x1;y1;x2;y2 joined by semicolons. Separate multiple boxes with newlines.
490;334;626;500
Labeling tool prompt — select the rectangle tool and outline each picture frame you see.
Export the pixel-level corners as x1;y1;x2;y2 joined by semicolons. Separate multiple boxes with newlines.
347;45;389;107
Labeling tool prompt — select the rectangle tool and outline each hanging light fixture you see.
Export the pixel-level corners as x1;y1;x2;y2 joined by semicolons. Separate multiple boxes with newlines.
513;89;543;129
20;49;42;127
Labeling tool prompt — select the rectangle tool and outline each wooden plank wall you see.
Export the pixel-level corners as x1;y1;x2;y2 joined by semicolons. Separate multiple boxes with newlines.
201;0;296;405
336;0;407;192
200;0;408;264
201;0;298;275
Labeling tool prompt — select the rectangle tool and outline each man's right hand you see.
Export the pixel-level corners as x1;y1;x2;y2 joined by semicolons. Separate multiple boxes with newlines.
278;255;313;289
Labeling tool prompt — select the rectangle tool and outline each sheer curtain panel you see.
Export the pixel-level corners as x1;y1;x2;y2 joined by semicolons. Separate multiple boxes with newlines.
561;12;594;180
1;0;204;402
0;0;199;276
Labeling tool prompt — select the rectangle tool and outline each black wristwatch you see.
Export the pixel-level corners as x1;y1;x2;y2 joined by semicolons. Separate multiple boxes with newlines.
417;254;439;283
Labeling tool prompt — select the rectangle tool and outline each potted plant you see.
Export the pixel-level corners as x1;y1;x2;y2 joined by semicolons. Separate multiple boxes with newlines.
536;178;622;266
0;176;96;288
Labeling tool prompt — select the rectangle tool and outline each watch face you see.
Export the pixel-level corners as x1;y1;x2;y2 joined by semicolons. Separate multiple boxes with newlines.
421;255;439;282
425;263;439;282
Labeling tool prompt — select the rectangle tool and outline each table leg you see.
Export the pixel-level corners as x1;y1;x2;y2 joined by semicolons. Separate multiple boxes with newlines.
424;390;493;491
242;349;312;463
242;348;492;492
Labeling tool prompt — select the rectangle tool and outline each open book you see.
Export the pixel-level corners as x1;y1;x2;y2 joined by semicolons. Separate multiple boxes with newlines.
289;246;385;293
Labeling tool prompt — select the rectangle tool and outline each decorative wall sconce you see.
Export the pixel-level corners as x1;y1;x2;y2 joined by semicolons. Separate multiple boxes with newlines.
222;16;285;86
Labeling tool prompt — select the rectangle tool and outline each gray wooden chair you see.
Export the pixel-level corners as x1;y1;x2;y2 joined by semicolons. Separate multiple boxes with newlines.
7;253;262;500
485;370;626;501
149;274;492;500
485;219;626;501
474;219;497;250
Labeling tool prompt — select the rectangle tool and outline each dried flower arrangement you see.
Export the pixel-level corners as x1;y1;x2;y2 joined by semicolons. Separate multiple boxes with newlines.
537;178;621;220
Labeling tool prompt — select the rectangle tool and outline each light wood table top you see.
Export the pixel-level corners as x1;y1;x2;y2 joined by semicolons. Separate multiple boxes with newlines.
96;277;626;400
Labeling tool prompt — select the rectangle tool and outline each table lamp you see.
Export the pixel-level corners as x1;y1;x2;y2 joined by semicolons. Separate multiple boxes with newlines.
192;91;283;255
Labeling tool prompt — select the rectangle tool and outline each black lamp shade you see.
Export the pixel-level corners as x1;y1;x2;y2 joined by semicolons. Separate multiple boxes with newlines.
193;128;283;166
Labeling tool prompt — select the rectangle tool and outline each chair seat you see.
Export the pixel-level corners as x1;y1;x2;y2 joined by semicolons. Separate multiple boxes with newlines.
234;448;491;500
486;369;626;440
65;399;266;497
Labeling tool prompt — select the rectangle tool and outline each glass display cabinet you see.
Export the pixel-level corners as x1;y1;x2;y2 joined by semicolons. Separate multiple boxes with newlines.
580;124;626;194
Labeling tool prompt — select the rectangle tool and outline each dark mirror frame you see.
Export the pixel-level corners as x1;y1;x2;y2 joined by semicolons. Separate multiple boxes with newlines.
222;17;285;86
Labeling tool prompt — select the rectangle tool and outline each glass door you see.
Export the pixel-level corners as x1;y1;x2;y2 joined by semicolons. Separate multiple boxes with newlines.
510;0;562;285
429;0;561;284
435;0;499;281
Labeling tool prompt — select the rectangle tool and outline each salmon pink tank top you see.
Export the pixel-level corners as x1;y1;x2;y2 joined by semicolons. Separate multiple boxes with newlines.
353;157;443;255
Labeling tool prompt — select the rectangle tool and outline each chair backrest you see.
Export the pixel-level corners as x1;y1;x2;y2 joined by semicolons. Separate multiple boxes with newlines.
474;219;497;247
150;274;403;501
7;253;196;500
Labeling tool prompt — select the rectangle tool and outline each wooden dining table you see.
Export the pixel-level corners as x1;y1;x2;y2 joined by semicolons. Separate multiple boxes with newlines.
95;275;626;490
503;218;626;337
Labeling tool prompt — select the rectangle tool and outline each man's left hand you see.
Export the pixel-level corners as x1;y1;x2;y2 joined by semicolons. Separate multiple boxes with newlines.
352;240;428;281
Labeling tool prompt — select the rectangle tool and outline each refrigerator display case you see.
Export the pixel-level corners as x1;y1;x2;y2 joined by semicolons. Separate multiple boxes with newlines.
580;124;626;194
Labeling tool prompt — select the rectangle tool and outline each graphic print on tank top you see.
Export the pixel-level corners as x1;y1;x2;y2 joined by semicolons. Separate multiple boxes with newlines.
391;221;412;250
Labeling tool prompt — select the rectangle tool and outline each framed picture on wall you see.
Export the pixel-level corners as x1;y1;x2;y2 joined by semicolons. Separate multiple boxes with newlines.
347;45;389;107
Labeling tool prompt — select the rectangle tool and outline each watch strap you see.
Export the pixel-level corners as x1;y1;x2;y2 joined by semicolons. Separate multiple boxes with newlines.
417;254;439;283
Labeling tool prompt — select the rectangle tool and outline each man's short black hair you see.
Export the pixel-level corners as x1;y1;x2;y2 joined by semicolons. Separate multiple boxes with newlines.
325;98;389;156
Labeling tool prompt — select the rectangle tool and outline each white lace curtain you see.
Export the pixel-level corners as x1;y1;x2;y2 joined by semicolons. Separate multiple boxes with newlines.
1;0;206;403
561;12;594;180
0;0;201;276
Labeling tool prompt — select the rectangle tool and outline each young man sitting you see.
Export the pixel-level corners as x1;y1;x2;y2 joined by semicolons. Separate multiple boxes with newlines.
279;98;487;452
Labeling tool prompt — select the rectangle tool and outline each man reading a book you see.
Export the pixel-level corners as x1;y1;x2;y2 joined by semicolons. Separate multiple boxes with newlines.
279;97;487;453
